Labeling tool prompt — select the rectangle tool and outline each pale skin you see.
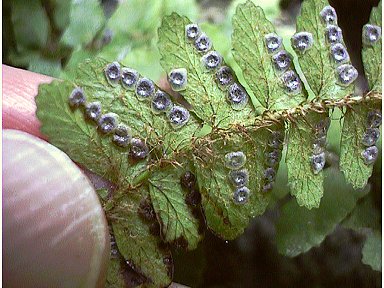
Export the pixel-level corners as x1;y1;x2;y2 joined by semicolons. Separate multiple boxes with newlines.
3;65;187;288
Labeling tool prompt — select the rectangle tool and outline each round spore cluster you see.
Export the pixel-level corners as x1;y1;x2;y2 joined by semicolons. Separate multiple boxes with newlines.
310;117;330;174
361;109;381;165
224;151;251;205
262;130;284;193
184;23;249;111
317;5;358;87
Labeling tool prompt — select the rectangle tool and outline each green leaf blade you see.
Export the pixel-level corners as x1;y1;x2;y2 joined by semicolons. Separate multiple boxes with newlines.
286;112;327;209
231;0;307;110
111;187;172;287
158;13;256;128
362;1;382;93
294;0;355;99
149;164;202;250
193;127;275;239
36;80;148;186
339;105;377;189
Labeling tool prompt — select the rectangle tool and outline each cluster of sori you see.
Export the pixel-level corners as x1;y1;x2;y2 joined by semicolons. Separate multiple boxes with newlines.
224;151;250;204
184;23;249;110
106;61;190;129
361;109;381;165
318;6;358;86
68;82;150;160
362;23;382;46
263;131;284;192
264;32;302;95
310;117;330;174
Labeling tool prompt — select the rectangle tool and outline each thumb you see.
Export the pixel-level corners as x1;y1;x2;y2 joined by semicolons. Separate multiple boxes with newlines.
3;129;110;288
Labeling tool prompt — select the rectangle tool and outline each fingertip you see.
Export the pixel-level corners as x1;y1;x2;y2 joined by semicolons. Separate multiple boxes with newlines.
2;65;54;139
3;129;110;288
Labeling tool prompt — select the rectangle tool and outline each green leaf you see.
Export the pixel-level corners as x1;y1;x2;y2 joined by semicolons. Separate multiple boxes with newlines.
111;186;172;287
105;257;127;288
193;127;275;239
362;1;382;93
36;79;148;187
339;104;377;189
276;167;369;257
342;194;381;232
294;0;355;99
73;58;200;155
231;1;307;110
36;57;200;187
286;112;327;209
11;0;49;50
362;231;382;271
61;0;105;47
148;163;202;250
158;13;256;128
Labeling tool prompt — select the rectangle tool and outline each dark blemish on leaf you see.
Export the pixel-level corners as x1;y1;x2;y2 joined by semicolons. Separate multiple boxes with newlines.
180;171;196;190
138;198;157;222
149;222;161;236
